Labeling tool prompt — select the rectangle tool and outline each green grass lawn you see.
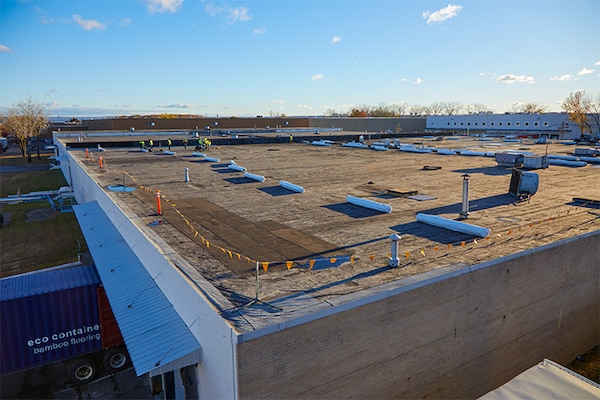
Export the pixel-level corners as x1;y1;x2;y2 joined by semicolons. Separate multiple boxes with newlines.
0;155;87;277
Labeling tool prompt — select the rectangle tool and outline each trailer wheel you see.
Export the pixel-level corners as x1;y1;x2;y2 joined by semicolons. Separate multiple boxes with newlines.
103;347;130;372
68;358;97;384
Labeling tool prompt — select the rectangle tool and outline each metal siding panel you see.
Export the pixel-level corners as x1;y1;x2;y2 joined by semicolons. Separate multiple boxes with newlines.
74;201;201;376
0;285;102;375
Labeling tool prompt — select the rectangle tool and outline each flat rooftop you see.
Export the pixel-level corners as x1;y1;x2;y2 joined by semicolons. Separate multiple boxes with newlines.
60;133;600;333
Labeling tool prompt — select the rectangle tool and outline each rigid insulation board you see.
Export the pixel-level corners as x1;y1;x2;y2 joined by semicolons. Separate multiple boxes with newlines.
0;265;104;375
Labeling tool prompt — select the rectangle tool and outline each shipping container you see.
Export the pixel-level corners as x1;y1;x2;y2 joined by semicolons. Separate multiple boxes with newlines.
0;264;129;383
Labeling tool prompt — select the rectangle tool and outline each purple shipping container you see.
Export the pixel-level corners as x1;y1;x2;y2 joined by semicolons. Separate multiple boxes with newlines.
0;265;104;375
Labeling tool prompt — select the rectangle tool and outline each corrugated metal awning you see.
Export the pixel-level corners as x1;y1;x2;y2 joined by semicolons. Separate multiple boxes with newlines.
74;201;201;376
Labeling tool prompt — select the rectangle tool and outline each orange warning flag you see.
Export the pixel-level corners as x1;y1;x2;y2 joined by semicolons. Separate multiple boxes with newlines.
350;255;355;264
262;262;269;272
309;259;316;270
330;258;337;264
286;261;293;270
369;255;375;261
405;251;410;258
419;249;425;256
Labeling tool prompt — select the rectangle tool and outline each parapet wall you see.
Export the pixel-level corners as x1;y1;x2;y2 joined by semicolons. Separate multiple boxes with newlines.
237;231;600;399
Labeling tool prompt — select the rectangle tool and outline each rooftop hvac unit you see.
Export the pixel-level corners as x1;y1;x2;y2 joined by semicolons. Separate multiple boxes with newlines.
496;152;524;167
509;169;539;198
523;155;549;169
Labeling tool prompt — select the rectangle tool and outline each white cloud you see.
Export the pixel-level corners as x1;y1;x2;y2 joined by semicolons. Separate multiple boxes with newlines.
549;74;571;81
311;74;324;81
205;3;251;24
0;44;12;53
253;27;266;36
120;18;132;27
594;60;600;66
414;78;424;84
158;103;196;109
298;105;312;110
331;36;341;44
146;0;184;14
496;74;535;85
578;67;595;75
72;15;106;31
272;99;285;105
423;4;463;25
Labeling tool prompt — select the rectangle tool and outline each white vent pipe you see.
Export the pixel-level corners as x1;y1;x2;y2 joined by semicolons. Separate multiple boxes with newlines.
280;180;305;193
416;213;490;237
346;195;392;213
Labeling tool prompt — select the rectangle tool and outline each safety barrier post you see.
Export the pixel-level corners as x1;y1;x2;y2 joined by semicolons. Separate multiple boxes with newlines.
156;190;162;215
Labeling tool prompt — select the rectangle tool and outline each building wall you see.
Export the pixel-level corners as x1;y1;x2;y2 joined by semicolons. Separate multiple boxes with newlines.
53;139;239;399
426;113;590;139
236;232;600;399
310;117;426;133
84;117;310;132
80;116;427;135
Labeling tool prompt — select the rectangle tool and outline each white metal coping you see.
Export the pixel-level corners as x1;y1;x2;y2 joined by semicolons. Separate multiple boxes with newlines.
73;201;202;377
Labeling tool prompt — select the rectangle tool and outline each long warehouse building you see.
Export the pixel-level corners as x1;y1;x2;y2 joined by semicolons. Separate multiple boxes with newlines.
52;130;599;398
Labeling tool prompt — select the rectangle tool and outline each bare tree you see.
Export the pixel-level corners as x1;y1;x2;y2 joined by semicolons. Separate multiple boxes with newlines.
370;103;397;117
3;96;48;160
511;102;547;114
586;92;600;136
409;105;428;116
390;102;408;116
442;101;463;115
562;91;591;139
464;103;491;114
428;102;446;115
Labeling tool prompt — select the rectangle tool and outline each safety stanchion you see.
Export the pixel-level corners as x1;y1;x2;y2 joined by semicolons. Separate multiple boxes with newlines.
156;190;162;215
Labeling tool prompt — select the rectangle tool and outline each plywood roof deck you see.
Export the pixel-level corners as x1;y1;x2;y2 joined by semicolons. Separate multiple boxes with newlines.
63;134;600;332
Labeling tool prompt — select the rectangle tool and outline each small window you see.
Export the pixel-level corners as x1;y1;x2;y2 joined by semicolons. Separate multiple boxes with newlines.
491;122;494;126
460;122;464;126
482;122;486;126
468;122;471;126
499;122;503;126
507;122;511;126
525;122;529;126
516;122;520;126
543;122;549;127
454;122;457;126
534;122;538;126
447;122;450;126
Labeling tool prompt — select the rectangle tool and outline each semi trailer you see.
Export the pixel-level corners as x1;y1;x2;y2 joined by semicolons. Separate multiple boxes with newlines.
0;263;130;384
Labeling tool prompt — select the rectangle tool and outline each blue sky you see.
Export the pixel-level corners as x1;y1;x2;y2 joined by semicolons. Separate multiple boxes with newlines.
1;0;598;117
